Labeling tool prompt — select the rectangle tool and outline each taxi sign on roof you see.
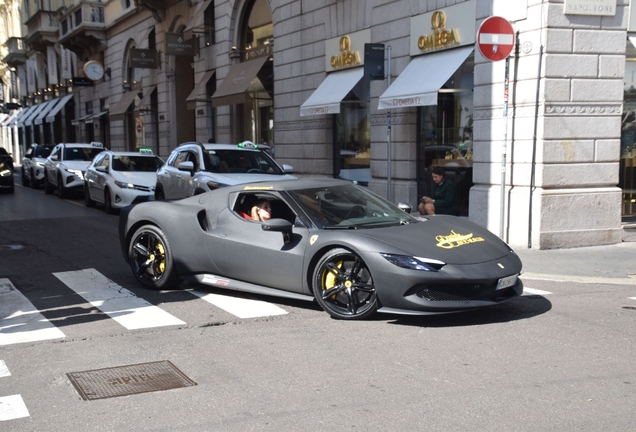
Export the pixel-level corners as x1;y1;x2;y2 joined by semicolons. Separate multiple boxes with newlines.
238;141;257;149
138;147;153;154
91;141;104;148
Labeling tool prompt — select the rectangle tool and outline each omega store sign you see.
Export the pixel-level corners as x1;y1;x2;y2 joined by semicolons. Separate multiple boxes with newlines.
409;1;475;57
325;29;370;73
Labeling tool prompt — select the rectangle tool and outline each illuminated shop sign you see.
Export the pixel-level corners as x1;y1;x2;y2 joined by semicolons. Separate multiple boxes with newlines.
410;1;475;57
325;29;370;72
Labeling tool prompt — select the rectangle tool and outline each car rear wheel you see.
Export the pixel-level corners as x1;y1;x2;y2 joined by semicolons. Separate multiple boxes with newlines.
312;248;378;320
104;188;116;214
84;183;96;207
21;169;30;187
58;175;70;199
43;171;54;194
128;225;180;290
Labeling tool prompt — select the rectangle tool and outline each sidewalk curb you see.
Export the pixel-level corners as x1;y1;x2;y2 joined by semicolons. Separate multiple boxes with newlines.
522;272;636;286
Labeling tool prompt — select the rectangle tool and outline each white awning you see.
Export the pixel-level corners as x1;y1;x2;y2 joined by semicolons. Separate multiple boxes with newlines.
46;94;74;123
300;67;364;116
34;100;57;125
110;90;140;121
186;70;215;110
24;102;53;127
630;36;636;51
378;46;474;110
3;110;20;127
17;105;37;128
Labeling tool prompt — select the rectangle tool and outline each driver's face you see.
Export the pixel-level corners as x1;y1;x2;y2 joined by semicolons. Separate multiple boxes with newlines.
258;203;272;220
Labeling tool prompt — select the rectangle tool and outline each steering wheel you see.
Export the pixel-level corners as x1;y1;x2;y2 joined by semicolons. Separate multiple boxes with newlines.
247;168;262;173
345;205;366;219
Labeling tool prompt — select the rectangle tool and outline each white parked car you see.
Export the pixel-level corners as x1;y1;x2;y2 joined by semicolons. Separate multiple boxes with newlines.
155;141;295;200
44;142;106;198
21;144;53;188
84;150;165;213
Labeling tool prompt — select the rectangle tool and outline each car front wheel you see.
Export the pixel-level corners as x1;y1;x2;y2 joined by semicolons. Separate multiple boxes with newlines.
43;171;54;194
155;184;165;200
312;248;378;320
84;183;96;207
104;188;116;214
58;174;69;199
128;225;180;290
21;169;30;187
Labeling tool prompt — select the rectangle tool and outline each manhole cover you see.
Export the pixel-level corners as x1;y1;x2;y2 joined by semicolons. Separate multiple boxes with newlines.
67;360;197;401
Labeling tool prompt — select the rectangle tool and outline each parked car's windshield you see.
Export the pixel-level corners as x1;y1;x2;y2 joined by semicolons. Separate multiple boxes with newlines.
34;147;52;158
112;155;164;172
64;147;103;161
288;184;416;229
203;149;283;175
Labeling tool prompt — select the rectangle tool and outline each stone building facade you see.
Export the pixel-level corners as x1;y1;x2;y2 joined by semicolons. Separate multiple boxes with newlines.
2;0;633;250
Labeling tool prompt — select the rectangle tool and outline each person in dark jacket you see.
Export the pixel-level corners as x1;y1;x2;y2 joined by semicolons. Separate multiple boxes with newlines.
418;166;457;216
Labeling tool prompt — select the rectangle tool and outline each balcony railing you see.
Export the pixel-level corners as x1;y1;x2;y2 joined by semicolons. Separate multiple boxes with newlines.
26;10;58;38
4;37;27;55
59;1;105;38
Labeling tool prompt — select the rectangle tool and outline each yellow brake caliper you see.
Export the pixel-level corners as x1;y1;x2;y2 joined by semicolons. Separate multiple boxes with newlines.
157;242;166;274
324;260;343;298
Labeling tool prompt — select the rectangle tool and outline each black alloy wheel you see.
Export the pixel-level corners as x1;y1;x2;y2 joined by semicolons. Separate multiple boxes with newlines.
43;171;54;194
312;248;378;320
58;174;69;199
30;169;39;189
84;183;96;207
128;225;180;290
104;188;116;214
21;168;29;187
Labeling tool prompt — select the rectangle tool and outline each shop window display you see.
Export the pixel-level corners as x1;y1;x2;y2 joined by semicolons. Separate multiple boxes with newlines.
622;45;636;218
335;79;370;186
418;53;474;215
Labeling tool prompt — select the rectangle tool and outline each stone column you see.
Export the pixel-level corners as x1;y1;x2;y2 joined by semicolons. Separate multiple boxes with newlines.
472;0;624;249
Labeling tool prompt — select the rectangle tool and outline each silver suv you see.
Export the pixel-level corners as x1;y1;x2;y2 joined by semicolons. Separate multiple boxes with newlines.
155;142;295;200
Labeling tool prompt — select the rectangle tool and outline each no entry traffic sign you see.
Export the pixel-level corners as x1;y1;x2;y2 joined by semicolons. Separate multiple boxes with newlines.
477;16;515;62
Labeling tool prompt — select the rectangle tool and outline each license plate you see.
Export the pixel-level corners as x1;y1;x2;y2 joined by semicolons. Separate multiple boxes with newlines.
496;274;518;291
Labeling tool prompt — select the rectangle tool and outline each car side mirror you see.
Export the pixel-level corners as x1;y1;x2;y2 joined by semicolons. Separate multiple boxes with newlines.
397;202;412;213
95;165;107;173
261;218;293;244
177;161;194;175
50;155;58;161
282;164;294;174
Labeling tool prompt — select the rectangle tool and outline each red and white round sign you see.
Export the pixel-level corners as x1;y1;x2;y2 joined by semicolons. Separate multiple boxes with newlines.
477;16;515;62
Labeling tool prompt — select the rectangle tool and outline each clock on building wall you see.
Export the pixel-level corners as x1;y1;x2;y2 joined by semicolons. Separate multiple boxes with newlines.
83;60;104;82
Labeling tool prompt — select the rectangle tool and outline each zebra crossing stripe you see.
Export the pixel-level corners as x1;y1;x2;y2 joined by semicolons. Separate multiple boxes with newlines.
0;279;66;346
523;287;552;296
0;361;10;378
188;289;288;319
53;269;185;330
0;394;30;421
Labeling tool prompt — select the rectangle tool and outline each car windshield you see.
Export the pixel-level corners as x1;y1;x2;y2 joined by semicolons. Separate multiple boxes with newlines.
64;147;103;161
203;149;283;174
112;155;164;172
288;184;417;229
34;147;51;158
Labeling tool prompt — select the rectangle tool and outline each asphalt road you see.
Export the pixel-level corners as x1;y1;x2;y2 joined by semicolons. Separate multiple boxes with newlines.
1;183;635;431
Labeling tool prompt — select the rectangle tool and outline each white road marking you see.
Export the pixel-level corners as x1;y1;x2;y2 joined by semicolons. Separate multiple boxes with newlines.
0;279;66;346
53;269;185;330
0;361;10;378
189;289;288;319
0;395;30;421
523;287;552;296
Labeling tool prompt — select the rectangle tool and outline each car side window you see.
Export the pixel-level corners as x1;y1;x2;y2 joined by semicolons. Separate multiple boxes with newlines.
186;151;199;171
172;151;188;167
93;153;106;166
50;146;60;160
233;193;302;226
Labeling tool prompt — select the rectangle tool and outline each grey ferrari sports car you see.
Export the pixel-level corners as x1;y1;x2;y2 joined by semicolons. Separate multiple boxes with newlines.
119;179;523;320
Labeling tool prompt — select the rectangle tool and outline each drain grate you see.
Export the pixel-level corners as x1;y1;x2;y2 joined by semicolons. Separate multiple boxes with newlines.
67;360;197;401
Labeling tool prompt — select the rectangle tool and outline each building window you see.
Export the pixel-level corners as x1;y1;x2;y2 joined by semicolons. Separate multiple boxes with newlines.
417;52;474;216
204;2;215;46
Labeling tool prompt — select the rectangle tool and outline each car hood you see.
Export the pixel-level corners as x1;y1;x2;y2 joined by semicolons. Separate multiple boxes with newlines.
355;216;515;265
59;160;92;171
114;171;157;187
210;173;297;186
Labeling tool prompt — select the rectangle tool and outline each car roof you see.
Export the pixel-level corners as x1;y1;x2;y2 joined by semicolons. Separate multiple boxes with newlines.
104;151;159;157
175;142;270;152
224;178;351;194
57;143;104;148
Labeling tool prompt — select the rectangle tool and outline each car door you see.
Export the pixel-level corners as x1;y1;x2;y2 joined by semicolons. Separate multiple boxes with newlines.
175;150;199;197
206;195;309;293
161;151;188;199
86;153;108;202
45;145;62;186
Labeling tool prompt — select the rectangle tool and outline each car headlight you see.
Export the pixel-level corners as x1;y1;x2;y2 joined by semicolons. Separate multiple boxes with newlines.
114;180;135;189
207;181;228;190
0;169;11;177
380;253;445;271
65;168;84;180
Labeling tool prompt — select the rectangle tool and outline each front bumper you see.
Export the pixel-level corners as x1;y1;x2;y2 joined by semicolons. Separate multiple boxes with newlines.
61;172;85;190
111;188;154;209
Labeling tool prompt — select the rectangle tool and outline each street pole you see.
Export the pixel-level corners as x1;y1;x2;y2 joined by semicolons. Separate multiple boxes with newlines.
386;45;392;202
499;56;510;239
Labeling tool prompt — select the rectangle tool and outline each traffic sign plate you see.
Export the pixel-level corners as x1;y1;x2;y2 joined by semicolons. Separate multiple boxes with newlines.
477;16;515;62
